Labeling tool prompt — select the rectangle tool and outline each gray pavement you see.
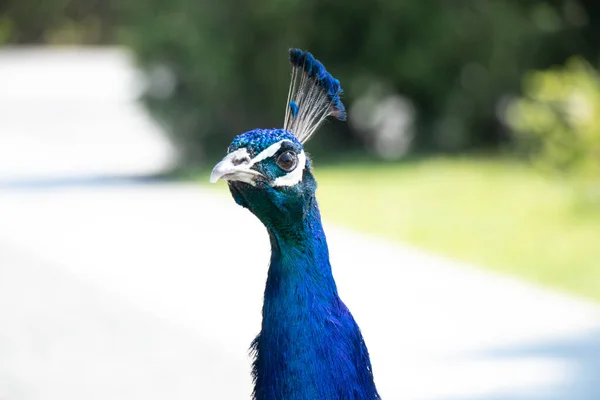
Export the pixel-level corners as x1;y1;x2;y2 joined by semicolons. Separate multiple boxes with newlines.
1;47;600;400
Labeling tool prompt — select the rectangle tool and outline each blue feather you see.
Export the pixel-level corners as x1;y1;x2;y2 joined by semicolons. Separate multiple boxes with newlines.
288;49;346;122
289;101;299;118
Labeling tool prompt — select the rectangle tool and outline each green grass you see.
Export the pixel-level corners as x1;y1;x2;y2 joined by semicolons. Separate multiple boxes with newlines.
311;157;600;303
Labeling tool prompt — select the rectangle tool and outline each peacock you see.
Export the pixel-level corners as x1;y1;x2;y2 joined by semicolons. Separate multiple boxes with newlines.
210;49;380;400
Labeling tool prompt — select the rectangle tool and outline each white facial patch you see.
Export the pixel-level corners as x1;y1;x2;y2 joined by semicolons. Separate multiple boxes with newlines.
228;147;251;163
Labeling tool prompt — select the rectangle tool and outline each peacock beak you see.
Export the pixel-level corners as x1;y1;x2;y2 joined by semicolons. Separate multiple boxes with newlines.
210;149;264;186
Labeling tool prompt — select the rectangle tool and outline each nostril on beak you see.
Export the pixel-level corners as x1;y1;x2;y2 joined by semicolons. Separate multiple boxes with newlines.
232;156;250;166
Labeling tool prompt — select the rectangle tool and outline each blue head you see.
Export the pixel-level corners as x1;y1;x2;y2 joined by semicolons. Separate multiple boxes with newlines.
210;49;346;233
210;128;316;233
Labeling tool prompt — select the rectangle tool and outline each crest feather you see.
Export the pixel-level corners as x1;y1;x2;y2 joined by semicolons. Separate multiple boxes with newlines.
283;49;346;144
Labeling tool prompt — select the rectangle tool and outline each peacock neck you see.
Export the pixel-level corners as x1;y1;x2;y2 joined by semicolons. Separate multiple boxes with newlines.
265;196;338;302
252;195;380;400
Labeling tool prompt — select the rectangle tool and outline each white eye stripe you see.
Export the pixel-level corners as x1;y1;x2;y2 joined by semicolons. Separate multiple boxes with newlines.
272;150;306;187
248;140;292;166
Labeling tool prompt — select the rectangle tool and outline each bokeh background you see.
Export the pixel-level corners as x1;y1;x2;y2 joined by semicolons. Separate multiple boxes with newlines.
1;0;600;399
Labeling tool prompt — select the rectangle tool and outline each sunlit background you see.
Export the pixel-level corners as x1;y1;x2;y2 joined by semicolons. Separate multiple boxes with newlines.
1;1;600;399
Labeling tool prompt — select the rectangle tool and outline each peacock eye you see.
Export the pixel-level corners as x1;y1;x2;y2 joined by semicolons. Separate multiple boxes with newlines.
276;151;298;172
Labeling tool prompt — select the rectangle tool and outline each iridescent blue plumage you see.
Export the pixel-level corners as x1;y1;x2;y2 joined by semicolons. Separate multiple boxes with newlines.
288;101;299;118
210;49;379;400
229;128;300;157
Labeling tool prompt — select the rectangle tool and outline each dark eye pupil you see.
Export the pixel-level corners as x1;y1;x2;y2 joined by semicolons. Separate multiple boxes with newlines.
277;151;297;171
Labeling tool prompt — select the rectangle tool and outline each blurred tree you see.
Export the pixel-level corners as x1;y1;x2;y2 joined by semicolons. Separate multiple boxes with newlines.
119;0;600;164
0;0;554;163
0;0;116;44
506;57;600;205
118;0;310;163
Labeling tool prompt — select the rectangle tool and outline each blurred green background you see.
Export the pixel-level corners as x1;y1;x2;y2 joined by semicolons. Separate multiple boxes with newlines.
3;0;599;301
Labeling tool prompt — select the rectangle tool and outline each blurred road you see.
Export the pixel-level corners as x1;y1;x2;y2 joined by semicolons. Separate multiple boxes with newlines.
1;47;600;400
0;47;174;183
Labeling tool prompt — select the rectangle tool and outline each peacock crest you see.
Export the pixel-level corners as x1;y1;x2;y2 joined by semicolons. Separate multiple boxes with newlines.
284;49;346;144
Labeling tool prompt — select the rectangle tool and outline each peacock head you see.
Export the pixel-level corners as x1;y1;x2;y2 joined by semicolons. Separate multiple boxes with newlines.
210;49;345;230
209;128;314;228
